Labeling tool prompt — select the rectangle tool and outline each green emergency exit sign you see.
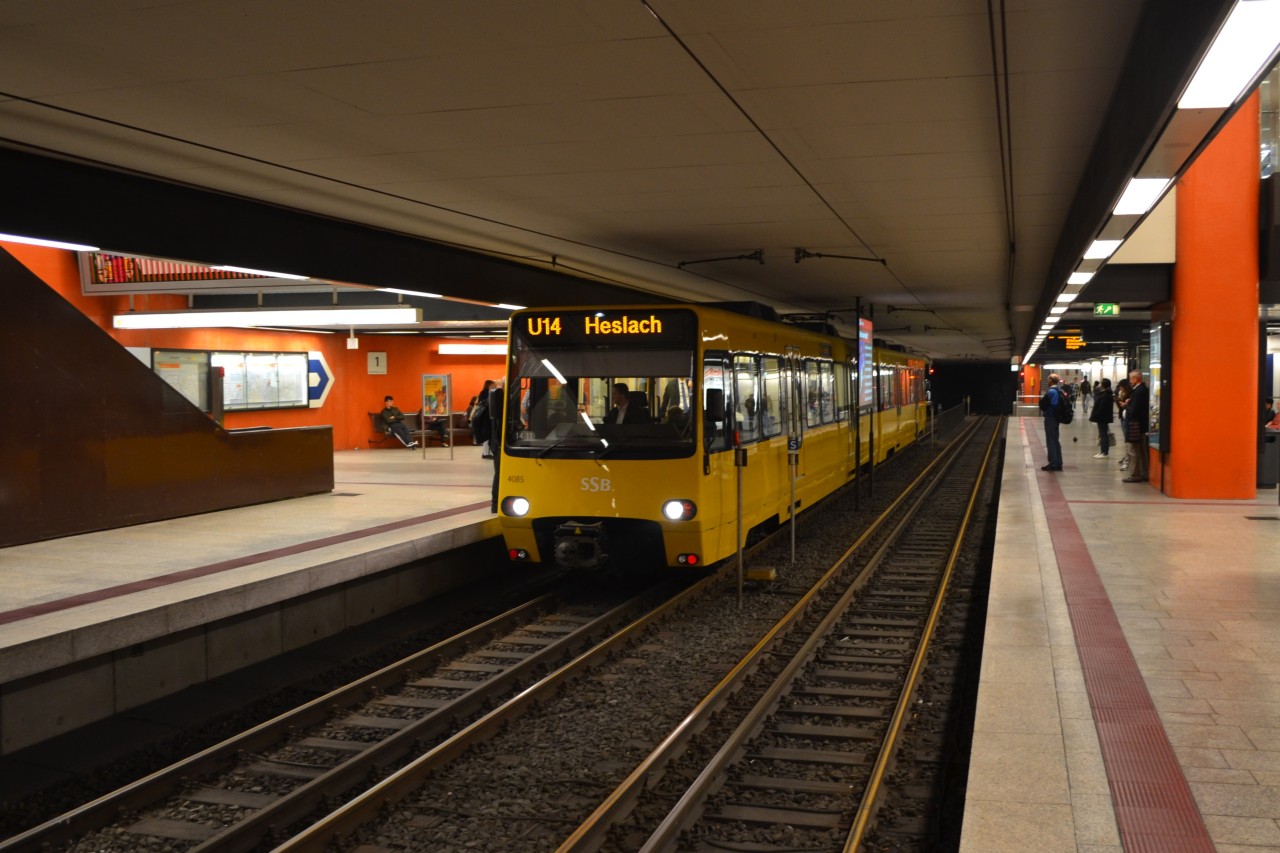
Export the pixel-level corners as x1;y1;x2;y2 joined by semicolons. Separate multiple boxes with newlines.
1094;303;1120;316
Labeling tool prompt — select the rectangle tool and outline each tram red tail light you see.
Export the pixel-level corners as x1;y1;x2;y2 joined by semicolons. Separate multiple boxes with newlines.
677;553;699;566
508;548;529;561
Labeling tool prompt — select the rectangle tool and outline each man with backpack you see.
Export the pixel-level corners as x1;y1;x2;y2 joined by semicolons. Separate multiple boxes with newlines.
1038;373;1067;471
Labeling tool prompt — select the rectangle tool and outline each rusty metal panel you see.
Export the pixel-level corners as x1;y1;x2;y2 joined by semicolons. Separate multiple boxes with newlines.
0;248;333;547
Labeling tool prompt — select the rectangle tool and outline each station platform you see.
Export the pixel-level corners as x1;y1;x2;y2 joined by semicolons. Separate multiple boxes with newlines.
0;444;500;754
962;415;1280;852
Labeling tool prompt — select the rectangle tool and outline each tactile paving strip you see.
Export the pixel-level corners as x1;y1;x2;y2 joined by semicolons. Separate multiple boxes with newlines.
1025;422;1214;851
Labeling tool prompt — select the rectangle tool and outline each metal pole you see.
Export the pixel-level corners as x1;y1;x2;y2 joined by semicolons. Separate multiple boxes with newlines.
735;440;745;608
789;451;797;566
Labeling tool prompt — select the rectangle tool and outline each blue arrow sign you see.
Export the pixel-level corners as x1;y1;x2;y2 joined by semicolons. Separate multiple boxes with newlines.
308;351;332;408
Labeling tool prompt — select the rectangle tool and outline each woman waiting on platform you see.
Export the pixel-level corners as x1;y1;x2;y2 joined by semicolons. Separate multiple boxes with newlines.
1089;378;1114;458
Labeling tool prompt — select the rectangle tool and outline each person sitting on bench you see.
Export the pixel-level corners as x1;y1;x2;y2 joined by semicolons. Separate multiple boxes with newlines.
381;395;417;448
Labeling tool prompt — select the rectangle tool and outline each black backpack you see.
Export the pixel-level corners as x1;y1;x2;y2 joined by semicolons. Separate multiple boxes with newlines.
1056;389;1073;424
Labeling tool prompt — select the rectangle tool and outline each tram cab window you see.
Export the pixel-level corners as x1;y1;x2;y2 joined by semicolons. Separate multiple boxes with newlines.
504;326;696;459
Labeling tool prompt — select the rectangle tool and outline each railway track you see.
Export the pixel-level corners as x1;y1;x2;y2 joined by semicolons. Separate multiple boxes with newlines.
4;416;994;853
564;416;1002;852
1;581;690;853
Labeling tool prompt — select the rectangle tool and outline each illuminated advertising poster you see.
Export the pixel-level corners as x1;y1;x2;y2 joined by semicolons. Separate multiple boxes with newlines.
422;375;450;416
858;317;874;409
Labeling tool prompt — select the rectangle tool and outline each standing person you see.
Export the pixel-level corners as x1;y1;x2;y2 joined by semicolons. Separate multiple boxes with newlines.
1114;378;1132;471
1037;373;1065;471
662;376;693;414
1081;380;1091;416
1263;398;1276;430
380;395;417;448
1089;378;1114;458
470;379;495;458
488;378;504;513
1122;371;1150;483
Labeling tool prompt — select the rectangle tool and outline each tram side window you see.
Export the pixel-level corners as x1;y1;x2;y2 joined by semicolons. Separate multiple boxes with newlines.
733;355;760;444
877;362;896;411
805;360;822;427
761;356;783;438
819;361;835;424
834;361;849;422
703;352;731;452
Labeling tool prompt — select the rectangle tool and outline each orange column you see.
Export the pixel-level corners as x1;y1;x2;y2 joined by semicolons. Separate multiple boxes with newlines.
1167;93;1260;497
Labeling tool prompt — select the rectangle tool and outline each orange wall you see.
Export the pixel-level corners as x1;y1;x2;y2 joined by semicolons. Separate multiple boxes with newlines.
1168;93;1260;498
4;242;507;450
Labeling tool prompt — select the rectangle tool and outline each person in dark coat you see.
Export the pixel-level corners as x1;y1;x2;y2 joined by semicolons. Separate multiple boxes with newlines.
380;395;417;448
1037;373;1065;471
1122;371;1150;483
487;379;504;512
605;383;649;424
1089;378;1114;458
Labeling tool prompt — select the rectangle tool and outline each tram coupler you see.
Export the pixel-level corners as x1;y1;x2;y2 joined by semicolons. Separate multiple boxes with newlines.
553;521;608;569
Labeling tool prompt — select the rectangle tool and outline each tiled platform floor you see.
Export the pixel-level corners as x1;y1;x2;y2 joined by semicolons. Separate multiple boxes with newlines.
0;444;499;682
961;415;1280;853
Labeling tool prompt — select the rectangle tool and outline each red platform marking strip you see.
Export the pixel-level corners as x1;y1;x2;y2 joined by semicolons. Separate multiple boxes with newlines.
0;501;491;626
1024;423;1215;851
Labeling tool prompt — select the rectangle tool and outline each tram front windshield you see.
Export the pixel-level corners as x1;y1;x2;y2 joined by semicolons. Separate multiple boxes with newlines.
505;311;697;460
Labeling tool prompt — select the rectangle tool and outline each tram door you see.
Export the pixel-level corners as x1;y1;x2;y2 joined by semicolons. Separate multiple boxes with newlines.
702;351;736;558
784;347;804;517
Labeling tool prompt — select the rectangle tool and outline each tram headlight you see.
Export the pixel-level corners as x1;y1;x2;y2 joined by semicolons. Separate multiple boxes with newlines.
502;496;531;517
662;499;697;521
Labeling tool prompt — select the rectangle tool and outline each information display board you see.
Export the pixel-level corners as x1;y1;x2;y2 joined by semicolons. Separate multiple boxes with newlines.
153;350;209;410
1148;323;1169;452
858;317;874;409
211;350;309;411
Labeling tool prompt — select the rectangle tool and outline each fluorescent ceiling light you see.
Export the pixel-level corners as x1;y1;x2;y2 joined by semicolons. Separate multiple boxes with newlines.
1050;306;1069;315
496;303;527;311
1114;178;1171;215
211;264;310;281
438;343;508;355
1068;272;1094;285
1056;292;1079;303
0;232;100;252
113;307;419;329
1084;239;1122;260
1178;0;1280;109
381;288;443;298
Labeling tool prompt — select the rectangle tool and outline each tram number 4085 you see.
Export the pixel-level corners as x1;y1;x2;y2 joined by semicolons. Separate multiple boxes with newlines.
580;477;612;492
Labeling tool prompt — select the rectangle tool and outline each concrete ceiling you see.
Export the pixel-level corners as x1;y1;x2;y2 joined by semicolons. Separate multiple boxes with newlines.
0;1;1210;359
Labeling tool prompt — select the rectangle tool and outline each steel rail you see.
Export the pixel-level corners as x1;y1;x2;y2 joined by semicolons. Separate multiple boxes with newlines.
269;571;725;852
0;593;559;853
556;417;986;852
843;416;1003;850
188;584;675;853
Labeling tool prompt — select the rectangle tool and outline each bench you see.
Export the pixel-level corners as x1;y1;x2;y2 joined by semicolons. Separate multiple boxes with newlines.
367;412;474;447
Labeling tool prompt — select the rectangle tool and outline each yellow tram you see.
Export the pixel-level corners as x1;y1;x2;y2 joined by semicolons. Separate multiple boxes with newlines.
494;303;928;570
